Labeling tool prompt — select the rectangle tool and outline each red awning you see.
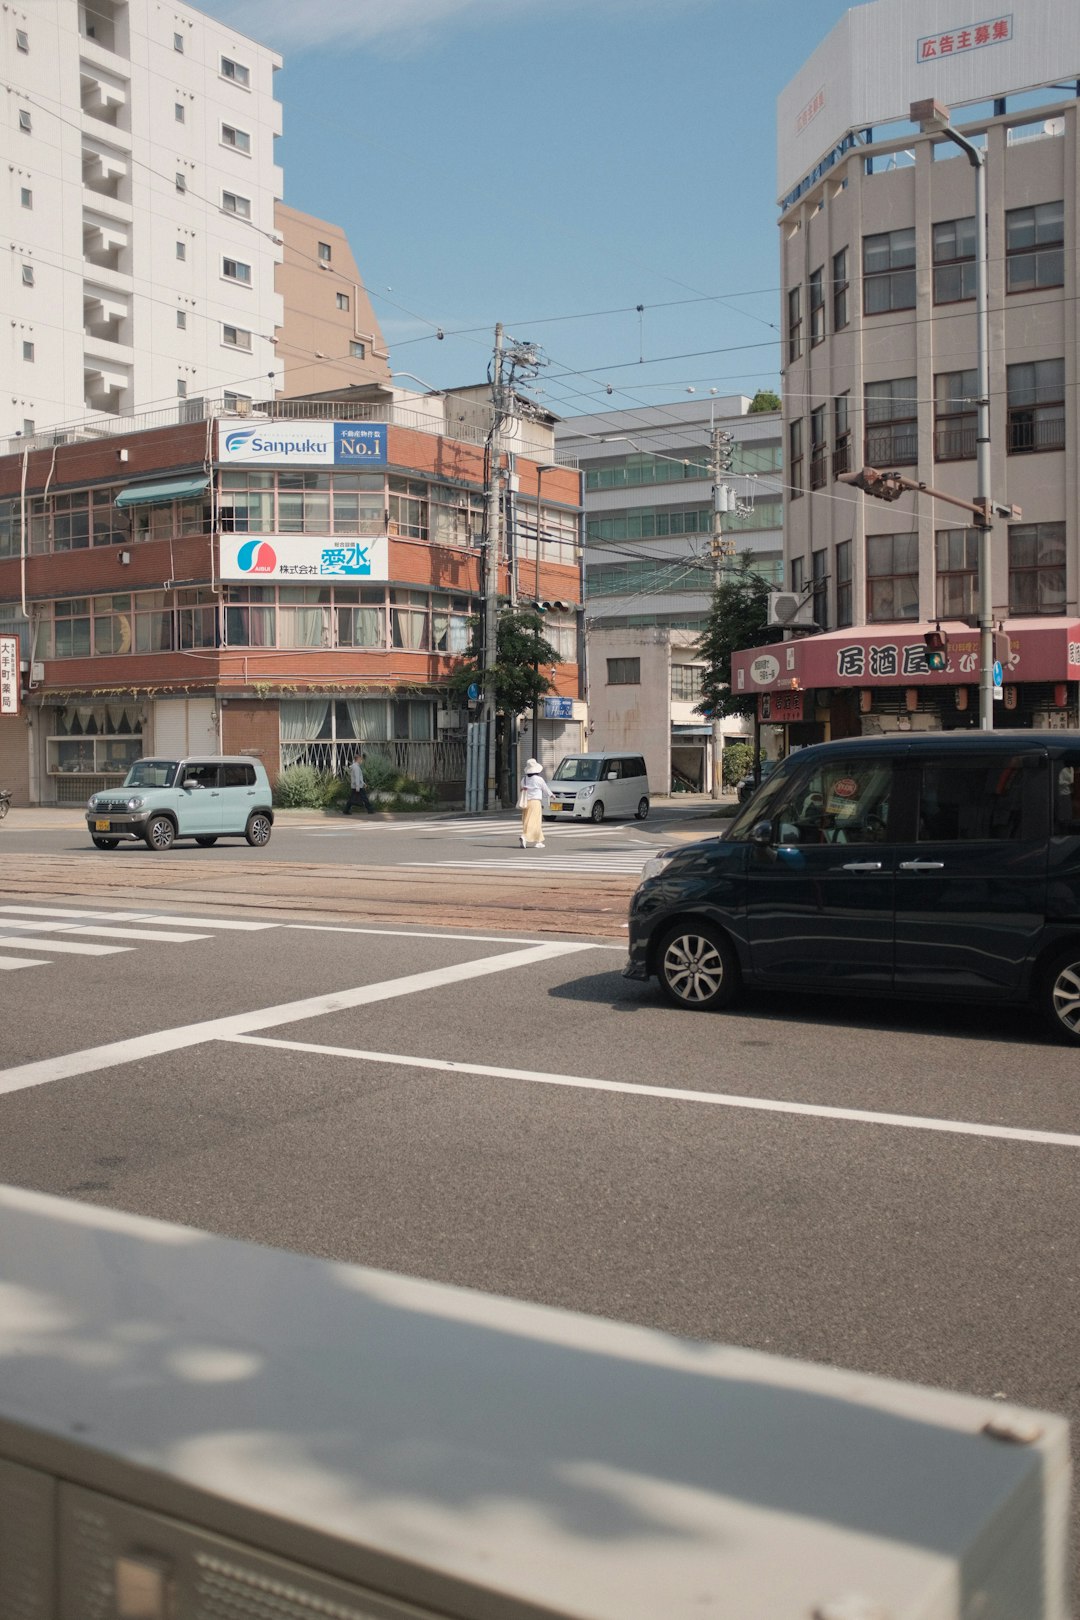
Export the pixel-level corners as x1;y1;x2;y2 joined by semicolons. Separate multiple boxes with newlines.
730;619;1080;697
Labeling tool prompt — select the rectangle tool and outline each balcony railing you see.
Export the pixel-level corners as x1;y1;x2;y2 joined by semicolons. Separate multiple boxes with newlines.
934;423;976;461
1007;411;1065;454
832;436;851;479
864;428;918;467
809;452;828;490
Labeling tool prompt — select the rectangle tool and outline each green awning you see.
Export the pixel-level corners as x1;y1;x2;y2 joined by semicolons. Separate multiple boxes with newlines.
114;475;209;509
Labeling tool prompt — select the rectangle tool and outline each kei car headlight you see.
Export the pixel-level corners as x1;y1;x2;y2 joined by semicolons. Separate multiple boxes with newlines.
641;851;675;882
580;785;595;797
86;795;98;810
126;796;146;811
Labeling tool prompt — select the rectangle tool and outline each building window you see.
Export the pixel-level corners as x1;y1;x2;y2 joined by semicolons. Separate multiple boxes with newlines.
787;285;802;362
867;533;918;621
175;172;186;192
812;547;828;629
670;665;704;702
789;418;803;497
16;27;29;50
177;380;187;398
21;264;34;286
176;310;186;329
221;56;250;87
862;227;915;314
336;292;350;312
222;323;252;350
833;392;851;479
791;555;804;595
20;187;32;209
175;241;186;260
174;103;185;123
607;657;641;686
809;405;827;489
22;341;34;361
932;216;976;303
223;257;251;283
222;190;251;219
349;340;366;360
22;419;34;435
934;368;978;461
832;247;849;330
836;540;852;627
18;109;32;132
1009;522;1066;614
936;527;979;618
809;267;825;345
865;378;917;466
1007;359;1065;453
1006;202;1064;292
388;475;428;539
221;123;251;154
223;391;251;411
319;241;333;263
173;31;184;51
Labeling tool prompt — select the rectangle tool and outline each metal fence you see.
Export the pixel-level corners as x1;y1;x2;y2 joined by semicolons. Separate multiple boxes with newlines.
280;737;467;785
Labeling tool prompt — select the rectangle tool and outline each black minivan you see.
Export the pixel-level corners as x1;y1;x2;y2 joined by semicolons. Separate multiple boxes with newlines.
625;732;1080;1044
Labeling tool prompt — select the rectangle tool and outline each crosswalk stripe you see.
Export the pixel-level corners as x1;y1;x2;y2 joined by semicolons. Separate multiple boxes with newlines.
0;935;130;956
0;957;48;970
402;858;654;875
0;905;275;932
0;920;209;945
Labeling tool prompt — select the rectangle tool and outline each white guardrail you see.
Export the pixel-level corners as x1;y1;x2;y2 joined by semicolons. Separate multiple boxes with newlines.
0;1183;1070;1619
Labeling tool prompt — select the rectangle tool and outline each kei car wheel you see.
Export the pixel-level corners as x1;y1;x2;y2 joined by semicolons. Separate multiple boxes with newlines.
245;813;272;848
590;800;605;824
195;836;218;847
91;836;119;850
657;921;739;1011
635;797;650;821
144;815;175;852
1040;945;1080;1045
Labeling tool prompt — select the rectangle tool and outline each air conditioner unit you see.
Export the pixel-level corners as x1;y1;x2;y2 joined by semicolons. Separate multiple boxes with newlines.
438;709;463;729
30;662;45;682
767;591;816;629
235;399;252;417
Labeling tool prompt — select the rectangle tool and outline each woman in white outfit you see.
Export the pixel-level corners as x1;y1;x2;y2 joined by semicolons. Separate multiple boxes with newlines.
519;757;551;848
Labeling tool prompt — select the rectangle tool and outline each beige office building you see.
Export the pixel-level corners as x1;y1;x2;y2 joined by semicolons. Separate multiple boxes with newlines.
275;204;391;396
746;0;1080;738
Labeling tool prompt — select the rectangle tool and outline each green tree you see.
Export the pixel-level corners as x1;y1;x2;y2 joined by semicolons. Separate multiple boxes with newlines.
450;606;561;715
748;389;781;413
695;551;773;720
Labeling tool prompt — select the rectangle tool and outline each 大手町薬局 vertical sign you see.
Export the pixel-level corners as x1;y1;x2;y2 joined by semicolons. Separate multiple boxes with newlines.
916;15;1012;61
0;634;20;716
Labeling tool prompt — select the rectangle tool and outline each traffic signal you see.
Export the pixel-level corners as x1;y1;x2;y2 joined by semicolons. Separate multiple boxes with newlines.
924;628;948;672
993;630;1012;666
838;467;906;501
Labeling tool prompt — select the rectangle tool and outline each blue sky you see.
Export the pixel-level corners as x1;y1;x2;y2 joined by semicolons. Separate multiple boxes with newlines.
198;0;856;420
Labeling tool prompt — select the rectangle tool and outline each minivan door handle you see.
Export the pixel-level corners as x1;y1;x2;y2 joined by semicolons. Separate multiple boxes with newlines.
899;859;945;871
842;861;883;871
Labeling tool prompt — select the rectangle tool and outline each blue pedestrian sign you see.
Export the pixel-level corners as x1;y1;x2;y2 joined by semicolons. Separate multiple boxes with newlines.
467;682;480;701
992;660;1003;686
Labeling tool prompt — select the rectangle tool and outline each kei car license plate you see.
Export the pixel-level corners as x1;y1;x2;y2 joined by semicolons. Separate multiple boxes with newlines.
94;819;111;832
550;801;564;812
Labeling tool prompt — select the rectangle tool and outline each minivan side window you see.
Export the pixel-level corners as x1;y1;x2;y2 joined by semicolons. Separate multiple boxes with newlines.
605;760;623;779
917;759;1025;841
628;756;646;777
1054;755;1080;835
772;759;894;845
182;763;221;790
223;763;256;786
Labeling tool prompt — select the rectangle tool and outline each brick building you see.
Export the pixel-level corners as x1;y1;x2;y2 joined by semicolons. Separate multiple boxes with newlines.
0;391;583;805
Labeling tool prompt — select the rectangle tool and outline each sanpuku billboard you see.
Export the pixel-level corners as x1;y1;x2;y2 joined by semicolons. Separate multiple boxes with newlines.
217;422;387;467
777;0;1080;199
219;536;390;583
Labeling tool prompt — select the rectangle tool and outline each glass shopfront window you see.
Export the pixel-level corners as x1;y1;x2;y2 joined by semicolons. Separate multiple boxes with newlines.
47;701;143;777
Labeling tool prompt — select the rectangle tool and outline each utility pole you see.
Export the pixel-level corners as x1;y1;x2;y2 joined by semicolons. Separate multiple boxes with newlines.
482;324;505;810
709;426;735;800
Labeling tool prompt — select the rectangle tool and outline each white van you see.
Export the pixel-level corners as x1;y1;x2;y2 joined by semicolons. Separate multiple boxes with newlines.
547;753;650;824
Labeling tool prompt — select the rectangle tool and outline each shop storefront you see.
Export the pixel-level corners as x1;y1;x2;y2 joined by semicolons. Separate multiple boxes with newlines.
731;620;1080;748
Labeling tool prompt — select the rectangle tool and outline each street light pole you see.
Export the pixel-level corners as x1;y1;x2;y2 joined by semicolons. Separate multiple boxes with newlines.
911;100;994;730
531;462;557;760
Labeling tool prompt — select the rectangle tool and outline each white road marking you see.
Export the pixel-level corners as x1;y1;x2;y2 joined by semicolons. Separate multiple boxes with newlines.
0;935;130;957
0;919;208;944
0;956;47;970
403;856;659;875
286;924;625;950
0;941;591;1099
0;905;276;931
222;1035;1080;1150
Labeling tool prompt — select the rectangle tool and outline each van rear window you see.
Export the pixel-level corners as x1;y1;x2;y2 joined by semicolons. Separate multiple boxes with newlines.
223;763;256;787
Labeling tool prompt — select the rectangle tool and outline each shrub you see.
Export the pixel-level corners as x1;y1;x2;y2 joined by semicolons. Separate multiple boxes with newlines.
274;764;332;808
359;752;397;794
721;739;761;787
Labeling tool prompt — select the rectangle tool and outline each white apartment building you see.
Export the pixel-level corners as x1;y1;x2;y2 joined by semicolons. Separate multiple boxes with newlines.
555;398;783;789
3;0;284;438
746;0;1080;741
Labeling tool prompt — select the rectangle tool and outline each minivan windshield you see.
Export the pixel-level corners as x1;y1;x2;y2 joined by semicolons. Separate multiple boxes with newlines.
124;759;179;789
553;757;603;782
725;763;797;838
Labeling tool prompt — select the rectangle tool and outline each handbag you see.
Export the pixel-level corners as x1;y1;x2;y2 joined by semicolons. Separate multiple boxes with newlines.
517;788;528;810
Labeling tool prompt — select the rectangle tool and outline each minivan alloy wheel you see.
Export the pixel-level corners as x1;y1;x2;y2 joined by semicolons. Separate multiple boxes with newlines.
1044;947;1080;1044
245;813;272;847
144;815;174;851
657;922;739;1011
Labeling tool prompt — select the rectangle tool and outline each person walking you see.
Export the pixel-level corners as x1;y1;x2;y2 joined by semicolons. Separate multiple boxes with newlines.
343;751;373;815
518;756;550;848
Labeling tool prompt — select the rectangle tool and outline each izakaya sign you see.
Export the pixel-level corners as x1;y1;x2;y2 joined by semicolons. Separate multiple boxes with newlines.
0;634;19;716
219;536;389;582
218;422;387;467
